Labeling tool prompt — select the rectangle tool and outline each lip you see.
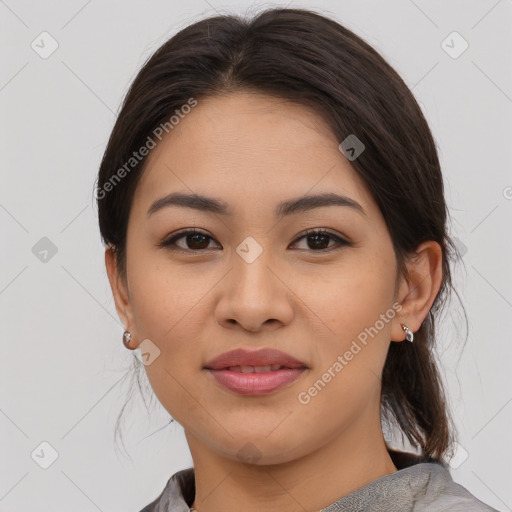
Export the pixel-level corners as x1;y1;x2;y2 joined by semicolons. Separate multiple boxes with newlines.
204;347;307;370
206;368;307;395
204;348;308;396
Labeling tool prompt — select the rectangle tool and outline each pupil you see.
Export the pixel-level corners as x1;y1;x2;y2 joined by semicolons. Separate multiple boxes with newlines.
188;234;208;249
308;234;329;249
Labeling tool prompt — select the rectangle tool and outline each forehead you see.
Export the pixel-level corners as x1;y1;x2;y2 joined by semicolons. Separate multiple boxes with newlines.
133;92;376;219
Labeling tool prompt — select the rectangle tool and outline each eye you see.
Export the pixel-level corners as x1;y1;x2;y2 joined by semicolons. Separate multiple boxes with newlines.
158;229;220;251
290;228;350;252
158;228;350;253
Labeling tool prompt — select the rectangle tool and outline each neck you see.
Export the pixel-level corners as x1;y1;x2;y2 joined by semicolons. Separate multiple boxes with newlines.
186;411;397;512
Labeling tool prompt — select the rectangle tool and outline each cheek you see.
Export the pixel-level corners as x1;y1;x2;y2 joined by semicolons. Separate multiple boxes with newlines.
126;257;230;412
128;256;215;343
296;257;396;406
296;258;395;345
294;286;393;448
130;280;209;428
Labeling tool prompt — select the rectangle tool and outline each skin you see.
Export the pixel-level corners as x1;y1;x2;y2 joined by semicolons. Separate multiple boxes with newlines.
105;91;443;512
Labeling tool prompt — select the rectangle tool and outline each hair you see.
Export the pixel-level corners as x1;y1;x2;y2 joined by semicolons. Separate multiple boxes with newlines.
96;7;467;464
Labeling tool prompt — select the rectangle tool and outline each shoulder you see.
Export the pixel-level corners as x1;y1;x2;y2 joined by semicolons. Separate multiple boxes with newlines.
138;467;195;512
137;459;499;512
395;462;498;512
416;463;499;511
386;449;498;511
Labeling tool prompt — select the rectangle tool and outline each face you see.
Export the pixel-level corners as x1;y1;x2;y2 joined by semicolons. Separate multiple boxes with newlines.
108;91;407;465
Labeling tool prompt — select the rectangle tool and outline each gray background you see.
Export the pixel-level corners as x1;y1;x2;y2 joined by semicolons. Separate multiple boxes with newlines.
1;0;511;510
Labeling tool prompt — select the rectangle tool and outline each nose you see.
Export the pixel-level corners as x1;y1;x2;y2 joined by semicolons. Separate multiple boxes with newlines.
215;248;294;333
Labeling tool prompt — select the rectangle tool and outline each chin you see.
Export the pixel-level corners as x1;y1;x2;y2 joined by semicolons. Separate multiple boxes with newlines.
212;431;308;466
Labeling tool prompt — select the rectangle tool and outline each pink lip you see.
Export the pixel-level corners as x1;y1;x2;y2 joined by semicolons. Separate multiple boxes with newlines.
206;368;307;395
204;348;308;396
204;347;307;370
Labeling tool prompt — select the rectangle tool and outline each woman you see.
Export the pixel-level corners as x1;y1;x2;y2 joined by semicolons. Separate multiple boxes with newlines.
96;7;498;512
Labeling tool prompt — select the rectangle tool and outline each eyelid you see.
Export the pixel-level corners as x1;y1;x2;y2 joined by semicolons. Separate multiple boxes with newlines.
157;228;219;251
291;228;350;251
296;227;347;241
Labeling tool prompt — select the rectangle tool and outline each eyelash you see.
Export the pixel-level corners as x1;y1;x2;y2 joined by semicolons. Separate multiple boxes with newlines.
157;228;350;253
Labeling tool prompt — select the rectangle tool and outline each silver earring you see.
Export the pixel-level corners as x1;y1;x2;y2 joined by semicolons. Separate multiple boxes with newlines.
123;331;133;349
400;323;414;343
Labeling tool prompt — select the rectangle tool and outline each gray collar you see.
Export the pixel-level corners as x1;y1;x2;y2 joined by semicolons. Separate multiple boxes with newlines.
140;450;497;511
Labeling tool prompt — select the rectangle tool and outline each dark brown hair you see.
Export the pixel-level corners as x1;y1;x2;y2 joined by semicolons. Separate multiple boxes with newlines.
96;7;466;463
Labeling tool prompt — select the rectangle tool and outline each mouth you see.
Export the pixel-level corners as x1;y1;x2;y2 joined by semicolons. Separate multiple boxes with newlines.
222;364;295;373
204;348;308;395
205;367;307;395
204;347;308;371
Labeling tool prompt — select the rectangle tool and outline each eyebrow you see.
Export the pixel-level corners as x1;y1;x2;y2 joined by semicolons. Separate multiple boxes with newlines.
147;191;366;218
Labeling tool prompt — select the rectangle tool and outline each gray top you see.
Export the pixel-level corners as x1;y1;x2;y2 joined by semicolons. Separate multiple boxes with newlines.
139;450;499;512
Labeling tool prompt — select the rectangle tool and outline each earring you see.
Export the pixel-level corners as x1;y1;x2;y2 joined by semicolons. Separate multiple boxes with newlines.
123;331;133;349
400;323;414;343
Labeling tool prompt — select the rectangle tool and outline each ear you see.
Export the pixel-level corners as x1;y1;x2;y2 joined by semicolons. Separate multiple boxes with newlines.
391;240;443;342
105;245;138;346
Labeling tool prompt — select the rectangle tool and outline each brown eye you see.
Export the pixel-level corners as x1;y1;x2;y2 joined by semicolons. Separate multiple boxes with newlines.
182;232;211;250
158;228;350;253
291;229;350;251
158;229;220;251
